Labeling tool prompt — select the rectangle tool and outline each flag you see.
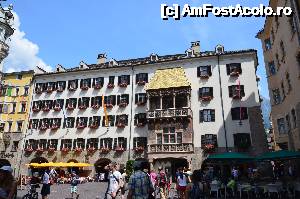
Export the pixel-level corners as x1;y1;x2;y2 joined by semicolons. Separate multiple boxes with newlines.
102;95;108;127
6;87;12;97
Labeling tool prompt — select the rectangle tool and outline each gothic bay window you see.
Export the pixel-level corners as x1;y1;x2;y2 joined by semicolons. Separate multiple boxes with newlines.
231;107;248;120
39;118;50;131
135;93;147;106
91;96;102;109
46;82;56;93
102;115;115;127
277;118;286;134
133;137;147;152
272;89;281;105
233;133;251;150
197;65;212;78
73;138;85;151
93;77;104;89
66;98;77;110
32;101;41;112
86;138;99;150
201;134;218;152
113;137;127;152
64;117;75;128
134;113;147;127
162;95;173;109
80;78;91;90
47;139;58;151
89;116;101;129
268;61;276;76
57;81;66;92
199;87;213;101
76;117;88;129
264;38;272;51
117;94;129;107
200;109;215;122
175;94;188;108
226;63;242;76
50;118;61;130
100;138;113;152
149;96;160;110
104;95;116;108
61;139;72;151
68;79;78;91
107;76;115;88
118;75;130;87
291;109;297;128
29;119;39;129
78;97;90;109
116;115;128;128
35;83;45;94
53;99;64;111
42;100;53;112
229;85;245;99
157;127;182;144
136;73;148;85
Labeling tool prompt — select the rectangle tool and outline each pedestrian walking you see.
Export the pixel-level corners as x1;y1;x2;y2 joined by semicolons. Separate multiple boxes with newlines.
157;167;167;199
41;170;51;199
70;171;80;199
127;160;154;199
105;162;122;199
120;169;127;199
187;170;204;199
0;165;16;199
176;167;187;199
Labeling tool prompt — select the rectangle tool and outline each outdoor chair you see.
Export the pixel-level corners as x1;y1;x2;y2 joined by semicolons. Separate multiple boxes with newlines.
267;184;281;198
237;184;251;199
210;183;220;198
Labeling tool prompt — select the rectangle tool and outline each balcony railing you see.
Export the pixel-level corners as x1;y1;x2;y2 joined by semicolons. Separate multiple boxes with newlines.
147;108;191;119
148;143;193;153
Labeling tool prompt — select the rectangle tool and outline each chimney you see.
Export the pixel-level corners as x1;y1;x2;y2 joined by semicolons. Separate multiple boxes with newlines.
97;53;106;64
191;41;200;54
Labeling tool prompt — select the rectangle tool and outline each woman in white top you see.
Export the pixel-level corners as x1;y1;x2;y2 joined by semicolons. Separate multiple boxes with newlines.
176;167;187;199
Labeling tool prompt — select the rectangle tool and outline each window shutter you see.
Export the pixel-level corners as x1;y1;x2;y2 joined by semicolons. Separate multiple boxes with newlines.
127;75;130;85
226;64;230;75
117;95;120;105
118;76;121;85
89;117;92;126
134;114;137;126
125;115;128;125
211;110;215;122
135;94;138;104
208;66;212;76
197;67;200;77
102;118;105;126
145;73;148;83
125;94;129;103
135;74;138;84
112;95;116;105
99;139;103;148
238;64;242;74
243;107;248;119
200;110;204;122
228;86;233;97
133;137;136;148
241;85;245;97
113;138;117;149
91;97;94;106
199;88;203;98
124;138;127;149
92;78;95;87
88;78;91;87
111;116;115;126
210;87;213;97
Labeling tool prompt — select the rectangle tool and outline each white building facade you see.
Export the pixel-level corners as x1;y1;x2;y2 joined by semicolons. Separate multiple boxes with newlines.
21;42;267;176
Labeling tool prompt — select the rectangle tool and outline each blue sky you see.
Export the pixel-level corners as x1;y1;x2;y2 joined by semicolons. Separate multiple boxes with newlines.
4;0;269;98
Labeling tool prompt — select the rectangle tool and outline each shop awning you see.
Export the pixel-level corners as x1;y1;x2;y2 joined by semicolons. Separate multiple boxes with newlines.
206;152;254;162
256;150;300;161
26;162;93;168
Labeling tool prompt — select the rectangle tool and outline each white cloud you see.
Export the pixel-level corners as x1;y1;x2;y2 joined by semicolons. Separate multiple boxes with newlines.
3;11;51;72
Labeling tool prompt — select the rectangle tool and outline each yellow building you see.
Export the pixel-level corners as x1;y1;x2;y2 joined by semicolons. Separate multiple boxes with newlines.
0;70;34;174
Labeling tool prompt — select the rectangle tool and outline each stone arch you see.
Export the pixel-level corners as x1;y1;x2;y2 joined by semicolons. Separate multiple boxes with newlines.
29;157;49;176
30;157;48;164
0;159;11;167
94;158;111;181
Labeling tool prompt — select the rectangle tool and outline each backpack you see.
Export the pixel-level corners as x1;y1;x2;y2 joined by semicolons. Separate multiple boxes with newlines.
189;182;203;199
158;172;167;186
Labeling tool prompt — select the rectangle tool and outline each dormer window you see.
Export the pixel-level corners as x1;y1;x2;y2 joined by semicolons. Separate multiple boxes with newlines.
53;99;64;111
118;75;130;87
136;73;148;85
78;97;90;109
226;63;242;76
109;59;118;66
80;78;91;90
76;117;88;129
199;87;213;101
135;93;147;106
107;76;115;88
68;79;78;91
104;95;116;108
229;85;245;99
197;66;212;78
134;113;147;127
117;94;129;107
93;77;104;89
186;48;194;57
66;98;77;110
89;116;101;129
91;96;102;109
116;114;128;128
46;82;56;93
57;81;66;92
150;53;158;62
215;45;224;54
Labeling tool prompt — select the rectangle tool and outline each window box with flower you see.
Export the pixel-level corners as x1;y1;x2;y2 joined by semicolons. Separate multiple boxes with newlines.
48;147;56;153
79;105;87;110
115;147;125;153
54;106;61;111
42;107;50;112
107;83;114;89
117;123;126;128
100;147;110;153
137;101;146;106
119;82;128;88
61;148;70;153
51;125;60;130
67;105;75;110
33;108;40;112
134;146;145;153
119;102;128;108
40;126;48;131
136;123;146;127
77;124;86;129
87;147;96;153
94;84;102;89
201;96;212;101
74;147;83;153
25;147;34;153
202;144;215;153
92;104;100;109
230;70;240;77
36;147;44;153
90;124;99;129
106;104;113;109
137;81;146;86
